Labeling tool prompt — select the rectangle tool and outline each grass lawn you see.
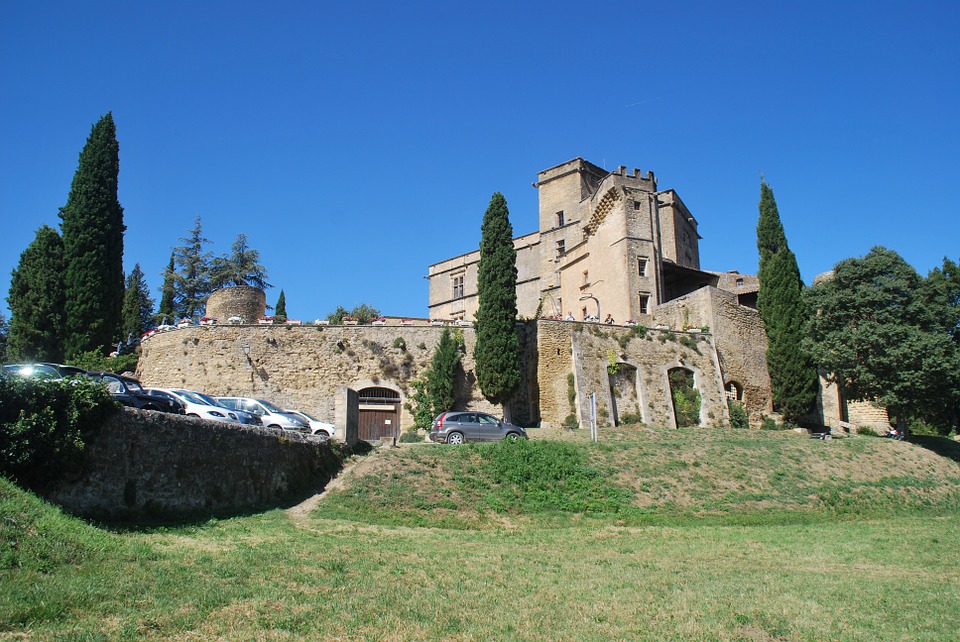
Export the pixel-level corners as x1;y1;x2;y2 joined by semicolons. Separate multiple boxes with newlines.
2;426;959;640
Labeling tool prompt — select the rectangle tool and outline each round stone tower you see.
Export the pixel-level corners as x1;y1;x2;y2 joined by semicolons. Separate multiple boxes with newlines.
205;286;266;323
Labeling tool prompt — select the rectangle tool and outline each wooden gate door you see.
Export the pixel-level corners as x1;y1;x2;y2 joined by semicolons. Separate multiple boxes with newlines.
357;387;400;441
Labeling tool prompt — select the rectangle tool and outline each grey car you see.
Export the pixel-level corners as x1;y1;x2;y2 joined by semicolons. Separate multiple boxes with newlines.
429;411;528;444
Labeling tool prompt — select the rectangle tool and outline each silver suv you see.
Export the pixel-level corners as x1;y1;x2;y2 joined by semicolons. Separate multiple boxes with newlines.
429;411;528;444
216;397;309;433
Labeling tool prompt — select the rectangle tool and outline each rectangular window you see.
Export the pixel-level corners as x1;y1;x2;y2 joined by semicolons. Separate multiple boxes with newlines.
736;278;744;287
452;275;464;299
638;258;648;277
639;294;650;315
634;200;641;210
555;239;565;258
556;211;565;227
582;270;589;287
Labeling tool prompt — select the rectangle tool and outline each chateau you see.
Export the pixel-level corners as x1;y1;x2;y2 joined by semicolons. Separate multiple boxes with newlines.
428;158;758;324
137;157;888;440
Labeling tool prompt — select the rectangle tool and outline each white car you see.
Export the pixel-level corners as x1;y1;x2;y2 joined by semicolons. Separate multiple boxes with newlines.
145;388;241;423
217;397;310;433
285;410;336;438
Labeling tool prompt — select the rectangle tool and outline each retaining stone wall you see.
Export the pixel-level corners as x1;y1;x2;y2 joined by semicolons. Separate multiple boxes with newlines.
45;409;341;519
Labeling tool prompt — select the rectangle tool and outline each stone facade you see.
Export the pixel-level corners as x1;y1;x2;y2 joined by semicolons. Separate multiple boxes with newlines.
427;158;743;324
137;323;533;435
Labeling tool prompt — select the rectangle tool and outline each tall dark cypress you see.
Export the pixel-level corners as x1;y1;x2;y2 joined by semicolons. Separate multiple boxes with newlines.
59;113;125;358
474;192;521;420
756;182;818;423
274;289;287;322
121;263;155;340
156;253;176;325
6;225;66;361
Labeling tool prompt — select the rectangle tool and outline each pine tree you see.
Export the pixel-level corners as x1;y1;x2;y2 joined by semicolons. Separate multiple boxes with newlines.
474;192;521;420
156;253;175;325
210;233;271;290
274;289;287;322
756;181;818;423
6;225;66;361
59;113;126;358
172;216;213;319
121;264;155;341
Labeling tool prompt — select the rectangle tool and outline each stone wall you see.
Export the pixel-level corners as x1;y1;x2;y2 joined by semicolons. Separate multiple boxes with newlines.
205;286;266;323
653;287;772;425
137;324;536;433
45;409;341;519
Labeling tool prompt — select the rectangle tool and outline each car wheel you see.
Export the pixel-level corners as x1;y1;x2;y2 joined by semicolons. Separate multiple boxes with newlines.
187;413;200;418
447;431;465;445
505;432;521;441
268;424;282;430
316;430;330;438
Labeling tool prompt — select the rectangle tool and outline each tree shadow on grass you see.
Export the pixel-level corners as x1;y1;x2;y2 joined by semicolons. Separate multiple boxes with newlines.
909;434;960;464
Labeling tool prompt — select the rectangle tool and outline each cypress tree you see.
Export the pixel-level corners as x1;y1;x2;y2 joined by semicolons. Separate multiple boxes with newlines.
59;113;125;358
156;253;176;325
0;313;8;362
172;216;213;319
121;263;155;340
274;289;287;322
6;225;66;361
427;326;463;414
474;192;521;420
756;181;818;423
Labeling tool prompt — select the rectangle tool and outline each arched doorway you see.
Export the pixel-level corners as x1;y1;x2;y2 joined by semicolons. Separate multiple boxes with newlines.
358;387;400;441
668;367;701;428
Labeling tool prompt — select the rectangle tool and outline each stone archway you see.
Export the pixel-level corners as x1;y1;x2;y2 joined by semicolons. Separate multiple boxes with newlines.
609;363;641;425
668;367;701;428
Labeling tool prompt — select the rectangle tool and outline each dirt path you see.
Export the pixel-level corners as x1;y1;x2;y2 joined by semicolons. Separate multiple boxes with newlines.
285;447;384;524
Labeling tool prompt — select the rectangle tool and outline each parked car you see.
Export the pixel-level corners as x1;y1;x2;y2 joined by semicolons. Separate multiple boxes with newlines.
2;363;62;380
429;411;528;444
83;371;183;414
285;409;336;438
39;362;88;379
145;388;241;423
189;391;262;426
216;396;309;432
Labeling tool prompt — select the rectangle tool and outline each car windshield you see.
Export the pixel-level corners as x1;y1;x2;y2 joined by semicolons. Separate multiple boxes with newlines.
3;364;60;380
192;392;229;408
175;390;208;405
258;399;284;413
123;379;144;392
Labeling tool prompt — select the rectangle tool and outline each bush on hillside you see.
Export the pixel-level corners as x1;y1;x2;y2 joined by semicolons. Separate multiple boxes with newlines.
728;400;749;429
0;377;117;491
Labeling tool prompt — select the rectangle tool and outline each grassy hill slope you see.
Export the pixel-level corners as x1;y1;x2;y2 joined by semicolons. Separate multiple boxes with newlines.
314;426;960;528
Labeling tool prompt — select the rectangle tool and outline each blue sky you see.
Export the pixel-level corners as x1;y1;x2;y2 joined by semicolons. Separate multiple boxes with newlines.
2;1;958;322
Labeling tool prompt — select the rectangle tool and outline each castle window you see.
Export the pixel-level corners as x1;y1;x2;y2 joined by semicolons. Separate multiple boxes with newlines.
638;258;648;277
556;211;565;228
581;270;589;288
638;294;650;315
634;200;641;210
736;278;744;287
452;275;464;300
555;239;565;259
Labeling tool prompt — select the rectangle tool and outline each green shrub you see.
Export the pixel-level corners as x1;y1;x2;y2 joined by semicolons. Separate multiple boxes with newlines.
69;349;139;374
617;411;644;425
669;369;700;427
856;425;882;437
392;337;407;351
398;429;423;443
0;378;117;491
728;400;749;429
562;414;579;430
761;416;785;431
